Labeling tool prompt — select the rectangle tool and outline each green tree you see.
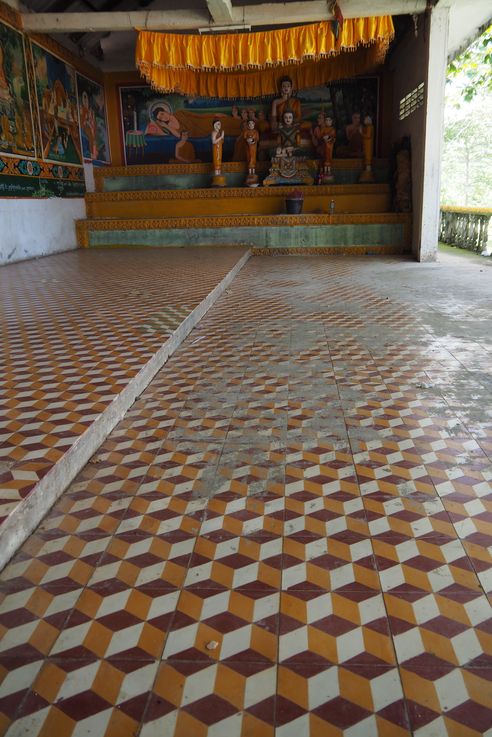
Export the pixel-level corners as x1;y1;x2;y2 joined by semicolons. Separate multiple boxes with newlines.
441;26;492;208
441;96;492;206
447;24;492;102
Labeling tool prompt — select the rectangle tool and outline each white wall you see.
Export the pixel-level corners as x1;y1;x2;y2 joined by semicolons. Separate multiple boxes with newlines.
0;198;86;265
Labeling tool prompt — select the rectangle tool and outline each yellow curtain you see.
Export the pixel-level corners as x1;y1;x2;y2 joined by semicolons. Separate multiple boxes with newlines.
136;16;394;98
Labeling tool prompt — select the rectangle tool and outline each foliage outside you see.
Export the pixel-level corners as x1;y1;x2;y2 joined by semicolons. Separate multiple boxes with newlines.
441;25;492;210
447;25;492;102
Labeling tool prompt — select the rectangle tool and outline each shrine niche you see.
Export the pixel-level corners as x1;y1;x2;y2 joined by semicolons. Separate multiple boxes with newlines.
118;77;379;168
78;13;412;255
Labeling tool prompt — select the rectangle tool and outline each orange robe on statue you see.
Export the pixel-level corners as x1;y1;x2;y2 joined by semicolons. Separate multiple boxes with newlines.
362;124;374;167
319;124;336;168
212;137;223;171
277;97;301;122
243;127;259;170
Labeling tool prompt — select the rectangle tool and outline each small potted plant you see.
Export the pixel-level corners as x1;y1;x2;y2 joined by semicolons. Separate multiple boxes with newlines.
285;188;304;214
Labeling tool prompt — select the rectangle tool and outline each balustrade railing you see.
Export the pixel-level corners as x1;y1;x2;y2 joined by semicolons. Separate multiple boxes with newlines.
440;206;491;253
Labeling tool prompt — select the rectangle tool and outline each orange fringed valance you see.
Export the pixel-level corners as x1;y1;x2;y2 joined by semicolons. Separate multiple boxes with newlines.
136;16;394;98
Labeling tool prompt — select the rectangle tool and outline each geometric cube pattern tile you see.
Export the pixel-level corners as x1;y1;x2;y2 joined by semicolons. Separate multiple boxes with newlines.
1;253;492;737
0;247;248;528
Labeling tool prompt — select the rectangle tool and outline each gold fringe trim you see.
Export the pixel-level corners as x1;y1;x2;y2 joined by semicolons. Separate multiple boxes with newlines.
136;17;394;98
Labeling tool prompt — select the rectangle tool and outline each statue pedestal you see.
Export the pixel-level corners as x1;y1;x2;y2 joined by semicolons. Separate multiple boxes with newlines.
263;155;314;187
245;173;259;188
320;167;335;184
211;174;227;188
358;166;375;183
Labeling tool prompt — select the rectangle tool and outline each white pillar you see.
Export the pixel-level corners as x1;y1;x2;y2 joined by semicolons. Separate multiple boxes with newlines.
418;5;450;261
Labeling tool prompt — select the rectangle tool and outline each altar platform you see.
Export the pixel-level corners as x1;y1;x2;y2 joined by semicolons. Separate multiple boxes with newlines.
77;160;411;254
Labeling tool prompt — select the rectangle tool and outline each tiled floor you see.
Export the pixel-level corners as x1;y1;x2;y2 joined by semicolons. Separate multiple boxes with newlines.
1;251;492;736
0;247;247;529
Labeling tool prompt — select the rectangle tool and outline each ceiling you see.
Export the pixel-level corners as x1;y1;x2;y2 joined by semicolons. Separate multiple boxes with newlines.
14;0;492;71
21;0;321;69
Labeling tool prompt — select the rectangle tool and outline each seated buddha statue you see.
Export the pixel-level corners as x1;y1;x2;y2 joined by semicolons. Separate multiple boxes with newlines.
270;76;302;132
263;106;313;187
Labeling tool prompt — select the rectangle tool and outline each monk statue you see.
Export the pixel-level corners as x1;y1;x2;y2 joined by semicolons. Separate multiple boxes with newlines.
311;112;326;155
319;115;336;182
345;111;363;157
256;110;271;136
211;118;226;187
243;118;260;186
172;129;199;163
271;76;301;132
359;115;375;182
232;108;248;161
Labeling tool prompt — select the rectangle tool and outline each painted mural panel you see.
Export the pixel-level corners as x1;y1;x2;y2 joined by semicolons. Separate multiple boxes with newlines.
119;78;378;165
0;20;36;159
77;73;110;164
31;42;82;166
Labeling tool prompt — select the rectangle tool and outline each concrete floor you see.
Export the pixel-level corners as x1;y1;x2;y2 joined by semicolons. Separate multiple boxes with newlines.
0;248;491;737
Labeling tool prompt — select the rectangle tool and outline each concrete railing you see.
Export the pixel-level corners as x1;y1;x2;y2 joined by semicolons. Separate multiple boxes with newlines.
440;206;491;253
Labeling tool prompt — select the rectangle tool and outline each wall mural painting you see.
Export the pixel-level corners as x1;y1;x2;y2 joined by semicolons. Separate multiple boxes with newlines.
76;73;110;165
0;20;36;159
31;42;82;166
119;78;379;165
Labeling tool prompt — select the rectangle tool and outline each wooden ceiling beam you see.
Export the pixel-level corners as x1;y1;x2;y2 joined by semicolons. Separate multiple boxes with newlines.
21;0;427;33
206;0;234;24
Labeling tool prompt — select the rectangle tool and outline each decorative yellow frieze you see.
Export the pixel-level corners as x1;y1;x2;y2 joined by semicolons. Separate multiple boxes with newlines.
86;183;389;203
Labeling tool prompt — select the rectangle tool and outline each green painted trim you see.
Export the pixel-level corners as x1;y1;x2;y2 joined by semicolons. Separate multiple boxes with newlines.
102;168;389;192
88;223;404;248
